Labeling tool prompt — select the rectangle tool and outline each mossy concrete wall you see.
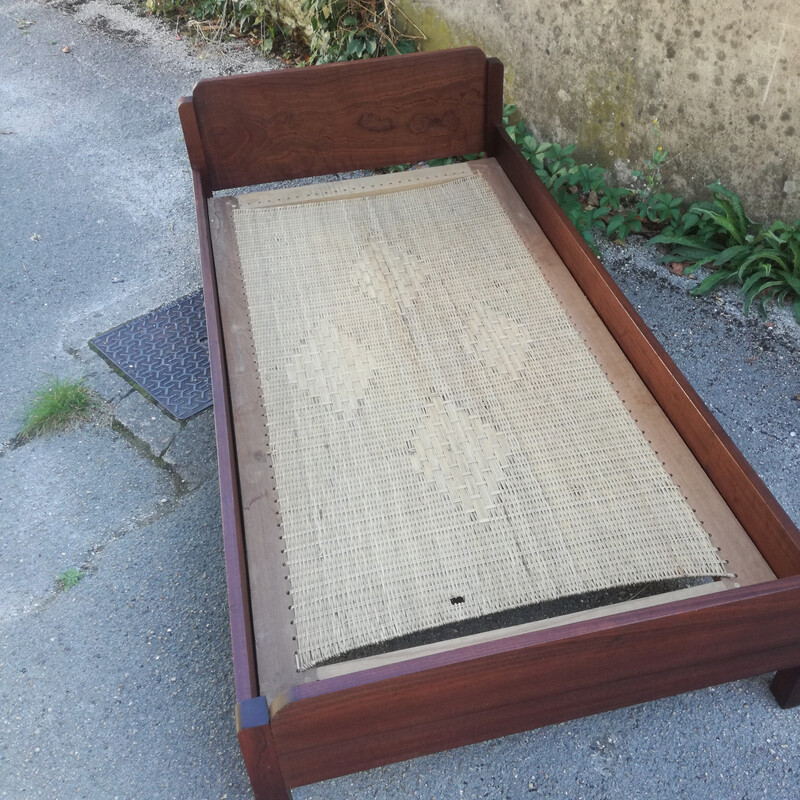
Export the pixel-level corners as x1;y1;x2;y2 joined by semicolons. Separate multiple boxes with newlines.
397;0;799;221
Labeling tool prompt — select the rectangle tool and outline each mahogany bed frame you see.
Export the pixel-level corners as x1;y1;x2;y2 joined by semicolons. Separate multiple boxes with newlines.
179;48;800;798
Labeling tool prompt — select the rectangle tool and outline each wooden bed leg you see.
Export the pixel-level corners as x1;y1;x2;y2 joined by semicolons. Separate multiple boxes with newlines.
770;667;800;708
236;697;291;800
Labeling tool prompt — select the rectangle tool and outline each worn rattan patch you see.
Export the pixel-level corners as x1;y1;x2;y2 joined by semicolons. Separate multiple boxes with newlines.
232;171;730;670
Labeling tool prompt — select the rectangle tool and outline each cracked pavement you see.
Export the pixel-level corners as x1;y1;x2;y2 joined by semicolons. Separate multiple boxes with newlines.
1;1;799;799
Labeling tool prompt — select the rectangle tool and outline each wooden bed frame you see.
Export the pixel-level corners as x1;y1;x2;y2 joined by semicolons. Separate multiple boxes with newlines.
179;48;800;798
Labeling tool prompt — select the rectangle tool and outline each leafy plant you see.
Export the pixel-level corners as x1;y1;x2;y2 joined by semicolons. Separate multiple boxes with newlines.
632;119;668;198
303;0;418;63
145;0;295;56
636;191;684;228
57;568;84;591
605;209;643;242
503;105;652;248
651;183;800;321
20;376;95;441
624;120;686;230
499;107;798;322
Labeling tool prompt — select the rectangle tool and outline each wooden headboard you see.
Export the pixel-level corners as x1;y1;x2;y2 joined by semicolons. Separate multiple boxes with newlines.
179;47;502;192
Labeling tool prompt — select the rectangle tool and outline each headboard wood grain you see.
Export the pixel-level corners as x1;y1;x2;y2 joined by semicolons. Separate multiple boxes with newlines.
180;47;492;191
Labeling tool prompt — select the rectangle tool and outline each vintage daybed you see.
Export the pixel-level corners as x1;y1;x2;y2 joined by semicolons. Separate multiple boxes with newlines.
178;48;800;799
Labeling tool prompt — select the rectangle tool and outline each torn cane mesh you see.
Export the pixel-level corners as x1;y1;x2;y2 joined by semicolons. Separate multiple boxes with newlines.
232;171;730;670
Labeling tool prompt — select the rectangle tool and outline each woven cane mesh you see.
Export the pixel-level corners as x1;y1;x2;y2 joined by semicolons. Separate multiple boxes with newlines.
232;171;729;670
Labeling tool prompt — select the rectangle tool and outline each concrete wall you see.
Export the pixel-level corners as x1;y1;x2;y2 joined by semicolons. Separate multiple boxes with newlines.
396;0;799;221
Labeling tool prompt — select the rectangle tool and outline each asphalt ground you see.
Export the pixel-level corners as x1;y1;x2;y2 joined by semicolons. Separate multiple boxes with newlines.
1;2;798;798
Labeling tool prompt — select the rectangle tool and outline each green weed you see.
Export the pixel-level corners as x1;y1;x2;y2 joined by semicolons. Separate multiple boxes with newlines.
503;105;652;248
20;376;95;441
502;108;799;321
57;568;84;591
651;183;800;321
632;119;668;198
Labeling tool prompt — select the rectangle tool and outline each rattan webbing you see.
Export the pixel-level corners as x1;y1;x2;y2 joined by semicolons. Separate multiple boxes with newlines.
232;171;729;670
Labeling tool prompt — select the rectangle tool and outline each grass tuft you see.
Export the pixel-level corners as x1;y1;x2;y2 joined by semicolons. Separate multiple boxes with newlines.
20;376;95;440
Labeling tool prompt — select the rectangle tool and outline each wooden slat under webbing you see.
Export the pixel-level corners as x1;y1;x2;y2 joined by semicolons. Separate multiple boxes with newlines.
223;164;731;670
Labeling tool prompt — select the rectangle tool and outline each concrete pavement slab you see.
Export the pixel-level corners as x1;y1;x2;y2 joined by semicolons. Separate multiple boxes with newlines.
82;350;135;405
161;409;218;491
0;426;174;623
0;482;252;799
114;391;181;458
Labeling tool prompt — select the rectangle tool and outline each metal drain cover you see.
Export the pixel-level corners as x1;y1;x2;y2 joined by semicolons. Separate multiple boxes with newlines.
91;291;212;420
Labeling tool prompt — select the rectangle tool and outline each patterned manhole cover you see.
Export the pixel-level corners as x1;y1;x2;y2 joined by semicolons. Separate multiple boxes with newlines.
90;291;212;420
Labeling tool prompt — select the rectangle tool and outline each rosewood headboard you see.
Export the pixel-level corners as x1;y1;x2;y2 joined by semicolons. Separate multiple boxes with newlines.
179;47;502;192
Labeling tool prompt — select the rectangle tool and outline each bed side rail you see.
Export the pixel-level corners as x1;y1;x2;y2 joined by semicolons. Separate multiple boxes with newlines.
491;125;800;576
179;47;495;191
